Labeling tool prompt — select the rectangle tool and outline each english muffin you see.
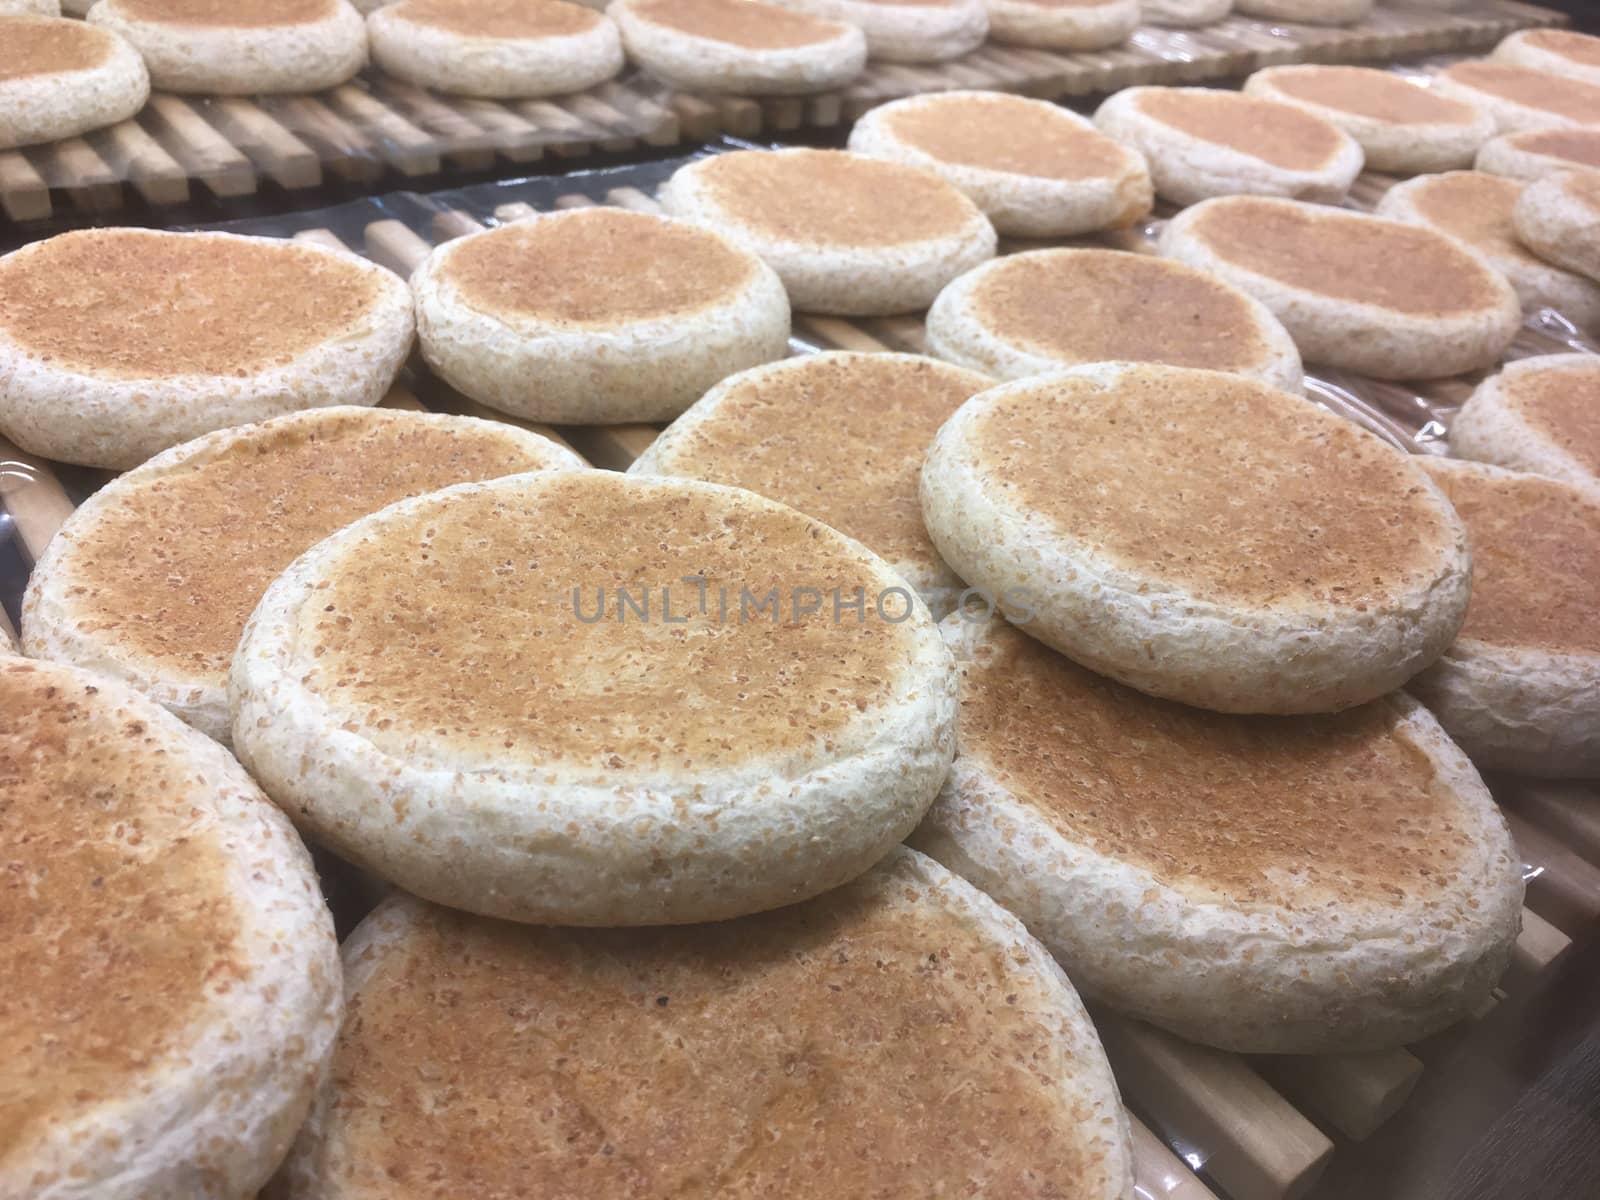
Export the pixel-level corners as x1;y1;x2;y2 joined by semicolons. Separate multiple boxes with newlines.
23;407;582;745
366;0;621;98
660;148;997;315
1408;458;1600;778
1433;61;1600;135
1160;196;1523;378
278;849;1132;1200
776;0;988;63
920;363;1471;714
1478;128;1600;181
1377;170;1600;328
0;229;412;470
1244;64;1495;174
1145;0;1230;27
1094;86;1364;205
912;614;1523;1054
1494;28;1600;89
0;657;341;1200
925;248;1303;390
88;0;367;94
984;0;1136;52
1513;170;1600;283
0;15;148;150
231;470;958;926
1451;353;1600;492
1236;0;1372;19
1;0;61;14
412;208;789;423
630;352;993;616
847;90;1153;238
610;0;864;94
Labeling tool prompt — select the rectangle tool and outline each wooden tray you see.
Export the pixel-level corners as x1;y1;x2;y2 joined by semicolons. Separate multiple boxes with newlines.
0;0;1564;227
1;161;1595;1200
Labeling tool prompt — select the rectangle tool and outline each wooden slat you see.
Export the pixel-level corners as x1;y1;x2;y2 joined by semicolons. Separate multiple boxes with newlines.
363;217;436;277
142;95;256;198
1254;1049;1424;1143
273;97;384;184
92;119;190;206
561;424;661;471
1500;777;1600;867
0;437;77;562
1095;1012;1334;1200
1506;809;1600;934
1506;906;1574;992
1130;1110;1220;1200
0;150;50;222
329;85;442;177
205;98;322;190
47;138;124;213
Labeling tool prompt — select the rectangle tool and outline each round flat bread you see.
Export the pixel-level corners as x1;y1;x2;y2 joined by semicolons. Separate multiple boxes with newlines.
1377;170;1600;328
1433;61;1600;135
1145;0;1231;27
1408;458;1600;777
925;247;1303;390
920;362;1471;714
1234;0;1372;21
610;0;865;95
775;0;988;63
846;90;1153;237
1094;86;1364;206
1;0;62;15
1159;195;1523;379
23;406;582;744
660;148;996;315
88;0;366;94
1513;169;1600;283
629;352;993;616
0;229;413;469
983;0;1136;52
1244;64;1495;174
912;614;1523;1053
1451;353;1600;492
366;0;622;98
1477;127;1600;181
0;15;148;150
279;848;1133;1200
412;207;789;423
231;470;958;925
0;657;340;1200
1494;28;1600;90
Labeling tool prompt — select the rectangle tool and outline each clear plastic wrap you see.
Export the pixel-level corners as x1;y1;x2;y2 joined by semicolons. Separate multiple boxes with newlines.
1;143;1596;1200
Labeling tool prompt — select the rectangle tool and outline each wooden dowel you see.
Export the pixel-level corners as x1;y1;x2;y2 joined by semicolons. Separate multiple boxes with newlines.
1094;1011;1333;1200
1253;1049;1424;1143
0;437;77;562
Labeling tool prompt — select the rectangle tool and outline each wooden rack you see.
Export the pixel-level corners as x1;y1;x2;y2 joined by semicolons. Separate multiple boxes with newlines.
0;0;1563;226
1;161;1595;1200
